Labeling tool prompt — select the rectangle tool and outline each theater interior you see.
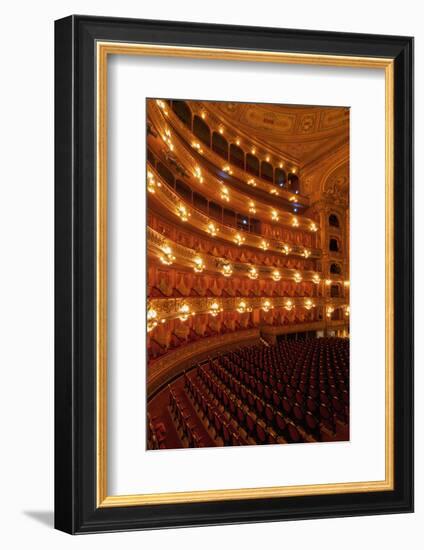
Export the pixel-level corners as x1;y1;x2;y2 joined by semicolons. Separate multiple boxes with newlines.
146;98;350;450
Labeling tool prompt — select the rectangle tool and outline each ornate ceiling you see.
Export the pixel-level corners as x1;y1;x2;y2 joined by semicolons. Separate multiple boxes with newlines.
207;101;349;168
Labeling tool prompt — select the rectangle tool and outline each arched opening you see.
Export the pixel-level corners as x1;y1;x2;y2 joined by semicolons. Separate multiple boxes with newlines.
261;161;273;182
275;167;286;187
193;115;210;146
212;132;229;160
229;143;244;168
288;173;300;193
329;238;340;252
246;153;260;176
329;213;340;227
330;285;340;298
330;263;342;275
171;100;191;127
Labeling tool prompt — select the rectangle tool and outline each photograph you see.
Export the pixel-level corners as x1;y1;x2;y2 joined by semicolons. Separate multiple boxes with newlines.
146;98;350;450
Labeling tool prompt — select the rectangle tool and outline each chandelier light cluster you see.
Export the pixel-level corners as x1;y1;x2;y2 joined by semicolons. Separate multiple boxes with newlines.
159;245;176;266
248;266;259;280
272;270;282;282
209;301;223;317
147;170;161;194
162;128;174;151
236;300;252;314
191;141;204;154
284;299;293;311
222;165;233;175
177;204;191;222
147;308;158;332
207;222;219;236
220;185;230;202
260;239;269;251
221;263;233;277
156;99;168;115
262;300;273;313
194;166;204;183
312;273;321;284
193;257;205;273
234;233;245;246
293;272;303;283
178;303;192;322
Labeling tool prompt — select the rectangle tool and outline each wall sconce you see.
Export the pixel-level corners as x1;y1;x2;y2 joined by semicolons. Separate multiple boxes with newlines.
159;245;175;266
284;300;293;311
249;201;256;214
207;222;219;236
345;305;350;316
312;273;321;284
310;222;318;232
325;279;332;286
222;165;233;175
221;263;233;277
294;272;302;283
234;233;245;246
262;300;273;313
292;216;299;227
147;170;161;194
162;128;174;151
271;209;280;221
193;257;205;273
156;99;169;115
220;186;230;202
147;308;158;332
191;141;203;153
237;301;251;314
282;244;291;255
260;239;269;251
247;178;257;187
209;302;222;317
178;304;191;322
177;204;191;222
194;166;204;183
326;305;334;318
248;266;258;280
303;249;311;258
304;299;314;310
270;188;279;196
272;270;281;282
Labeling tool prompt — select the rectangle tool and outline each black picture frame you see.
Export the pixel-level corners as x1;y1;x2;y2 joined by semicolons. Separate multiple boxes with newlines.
55;15;414;534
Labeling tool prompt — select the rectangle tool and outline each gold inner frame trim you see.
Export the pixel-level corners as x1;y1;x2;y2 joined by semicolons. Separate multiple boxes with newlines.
96;41;394;508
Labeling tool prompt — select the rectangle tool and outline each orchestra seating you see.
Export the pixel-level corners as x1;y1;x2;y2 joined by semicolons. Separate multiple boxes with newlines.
147;337;349;449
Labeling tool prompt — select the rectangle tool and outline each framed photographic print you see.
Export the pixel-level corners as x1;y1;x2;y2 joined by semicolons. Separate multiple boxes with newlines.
54;15;414;533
